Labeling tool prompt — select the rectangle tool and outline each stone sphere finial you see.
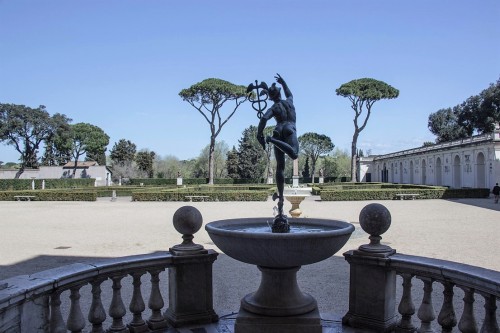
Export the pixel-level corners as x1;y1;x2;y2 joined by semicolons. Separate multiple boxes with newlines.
358;203;395;255
359;203;391;236
173;205;203;236
170;206;207;256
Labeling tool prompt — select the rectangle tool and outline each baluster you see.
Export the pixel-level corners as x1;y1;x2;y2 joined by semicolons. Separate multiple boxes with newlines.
458;287;478;333
67;285;86;333
88;278;107;333
417;277;436;333
397;273;416;333
479;293;499;333
108;274;128;332
437;282;457;333
128;271;149;333
49;291;66;333
147;269;169;330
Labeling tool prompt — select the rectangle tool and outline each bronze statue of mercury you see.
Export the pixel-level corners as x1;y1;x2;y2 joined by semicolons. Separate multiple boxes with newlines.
256;74;299;232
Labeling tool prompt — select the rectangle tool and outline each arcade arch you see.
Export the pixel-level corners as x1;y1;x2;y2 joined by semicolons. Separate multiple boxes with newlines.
453;155;461;188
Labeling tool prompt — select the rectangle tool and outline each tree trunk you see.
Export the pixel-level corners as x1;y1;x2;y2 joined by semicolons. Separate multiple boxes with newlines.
351;132;359;182
208;137;216;185
72;161;78;178
14;166;24;179
311;158;316;185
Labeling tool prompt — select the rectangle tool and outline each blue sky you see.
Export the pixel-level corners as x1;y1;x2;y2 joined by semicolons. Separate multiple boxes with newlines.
1;0;499;163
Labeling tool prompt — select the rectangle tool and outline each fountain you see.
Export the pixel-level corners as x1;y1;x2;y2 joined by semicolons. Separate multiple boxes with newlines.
205;75;355;332
206;218;354;332
284;188;311;218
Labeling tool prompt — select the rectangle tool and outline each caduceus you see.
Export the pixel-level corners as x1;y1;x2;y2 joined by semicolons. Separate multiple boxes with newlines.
246;80;269;119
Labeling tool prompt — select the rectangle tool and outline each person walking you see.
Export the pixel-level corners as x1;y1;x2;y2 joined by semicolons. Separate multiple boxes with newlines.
492;183;500;203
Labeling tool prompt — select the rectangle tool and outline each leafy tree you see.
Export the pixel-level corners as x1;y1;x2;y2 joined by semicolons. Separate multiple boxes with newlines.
428;78;500;141
86;151;107;166
474;78;500;133
0;103;71;177
1;162;20;169
154;154;183;179
298;132;334;184
302;157;310;178
68;123;110;176
428;107;468;142
40;113;73;166
136;149;156;178
422;141;435;147
321;148;351;181
336;78;399;181
179;78;248;184
192;141;229;179
110;139;137;167
237;125;266;180
109;139;137;179
226;146;239;179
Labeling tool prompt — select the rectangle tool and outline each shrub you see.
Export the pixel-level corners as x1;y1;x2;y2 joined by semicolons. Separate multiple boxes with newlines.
0;178;95;190
0;190;97;201
320;187;489;201
132;189;269;202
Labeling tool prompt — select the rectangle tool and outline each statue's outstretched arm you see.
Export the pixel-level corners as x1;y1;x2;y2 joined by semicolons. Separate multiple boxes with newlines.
257;108;273;150
275;73;292;99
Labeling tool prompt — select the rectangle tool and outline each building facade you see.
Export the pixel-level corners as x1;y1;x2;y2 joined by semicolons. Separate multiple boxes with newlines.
359;129;500;189
0;161;112;186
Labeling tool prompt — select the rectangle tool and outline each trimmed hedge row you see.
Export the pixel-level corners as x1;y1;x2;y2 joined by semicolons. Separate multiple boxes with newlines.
196;185;274;192
320;188;490;201
313;183;444;195
128;178;267;186
132;190;269;202
0;190;97;201
94;185;179;197
0;178;95;190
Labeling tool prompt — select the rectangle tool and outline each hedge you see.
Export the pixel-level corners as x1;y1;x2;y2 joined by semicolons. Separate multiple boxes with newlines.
94;185;179;197
320;188;490;201
132;190;269;202
313;183;440;195
0;178;95;190
0;190;97;201
127;178;268;186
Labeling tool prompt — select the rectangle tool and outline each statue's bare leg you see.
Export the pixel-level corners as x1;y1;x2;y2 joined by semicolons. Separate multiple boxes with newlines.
274;147;285;215
266;134;299;160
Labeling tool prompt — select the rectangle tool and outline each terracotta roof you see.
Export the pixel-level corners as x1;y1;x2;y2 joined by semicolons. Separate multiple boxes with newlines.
63;161;99;168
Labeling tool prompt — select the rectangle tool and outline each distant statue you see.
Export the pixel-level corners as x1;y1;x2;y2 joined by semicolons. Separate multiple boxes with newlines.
268;167;273;178
256;74;299;232
177;171;182;178
319;168;324;177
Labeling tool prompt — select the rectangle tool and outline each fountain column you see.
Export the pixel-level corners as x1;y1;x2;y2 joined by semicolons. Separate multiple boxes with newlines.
292;159;300;188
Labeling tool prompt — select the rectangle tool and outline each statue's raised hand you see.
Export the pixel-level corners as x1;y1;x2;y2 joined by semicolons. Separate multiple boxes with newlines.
275;73;285;85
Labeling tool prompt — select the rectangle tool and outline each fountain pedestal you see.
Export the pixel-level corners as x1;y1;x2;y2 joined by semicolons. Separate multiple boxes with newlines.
236;265;321;333
285;195;306;218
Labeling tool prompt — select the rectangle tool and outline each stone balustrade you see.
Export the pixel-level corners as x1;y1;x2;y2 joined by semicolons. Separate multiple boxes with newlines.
344;251;500;333
343;203;500;333
0;251;218;332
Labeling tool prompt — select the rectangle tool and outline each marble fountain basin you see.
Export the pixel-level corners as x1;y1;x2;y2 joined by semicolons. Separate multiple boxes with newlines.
205;218;355;268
